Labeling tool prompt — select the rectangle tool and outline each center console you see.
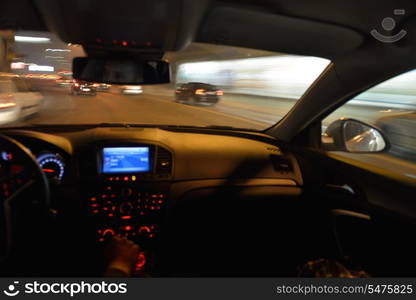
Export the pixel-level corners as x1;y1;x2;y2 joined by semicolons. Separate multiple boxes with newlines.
82;143;173;272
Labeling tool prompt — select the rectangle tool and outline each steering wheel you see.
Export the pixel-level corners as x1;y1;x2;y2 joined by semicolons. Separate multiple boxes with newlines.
0;134;50;266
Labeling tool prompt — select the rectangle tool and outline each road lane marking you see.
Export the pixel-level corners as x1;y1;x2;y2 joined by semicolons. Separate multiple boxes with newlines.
145;96;270;127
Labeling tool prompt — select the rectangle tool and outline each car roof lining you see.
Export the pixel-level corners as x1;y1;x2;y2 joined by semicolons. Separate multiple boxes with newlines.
2;0;416;59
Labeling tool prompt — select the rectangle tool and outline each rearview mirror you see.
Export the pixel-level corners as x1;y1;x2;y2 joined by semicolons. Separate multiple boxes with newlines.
323;119;389;153
72;57;170;85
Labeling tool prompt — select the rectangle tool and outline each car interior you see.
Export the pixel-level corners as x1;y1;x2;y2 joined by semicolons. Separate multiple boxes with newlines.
1;0;416;277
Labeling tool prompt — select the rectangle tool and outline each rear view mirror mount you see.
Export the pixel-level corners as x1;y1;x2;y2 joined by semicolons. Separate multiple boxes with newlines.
72;57;170;85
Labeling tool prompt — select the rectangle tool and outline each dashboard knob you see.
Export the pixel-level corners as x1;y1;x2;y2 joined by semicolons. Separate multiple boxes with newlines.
135;252;146;271
121;187;133;197
120;201;133;215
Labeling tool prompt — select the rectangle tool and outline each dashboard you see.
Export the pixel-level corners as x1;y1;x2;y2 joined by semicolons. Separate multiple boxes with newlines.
0;126;303;274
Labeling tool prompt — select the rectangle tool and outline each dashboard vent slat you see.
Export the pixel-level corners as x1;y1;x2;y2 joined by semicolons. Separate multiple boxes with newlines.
155;147;172;175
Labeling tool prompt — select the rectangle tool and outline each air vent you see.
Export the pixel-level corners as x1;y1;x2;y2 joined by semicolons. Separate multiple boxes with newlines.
155;147;172;175
270;155;292;173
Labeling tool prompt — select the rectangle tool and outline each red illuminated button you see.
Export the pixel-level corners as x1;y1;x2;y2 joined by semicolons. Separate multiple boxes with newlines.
102;228;115;237
135;252;146;271
138;226;151;235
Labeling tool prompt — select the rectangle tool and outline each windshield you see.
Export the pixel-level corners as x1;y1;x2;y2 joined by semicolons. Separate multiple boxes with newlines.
0;31;330;130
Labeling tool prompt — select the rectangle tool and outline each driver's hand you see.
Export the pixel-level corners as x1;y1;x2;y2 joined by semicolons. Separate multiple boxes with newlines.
105;236;140;276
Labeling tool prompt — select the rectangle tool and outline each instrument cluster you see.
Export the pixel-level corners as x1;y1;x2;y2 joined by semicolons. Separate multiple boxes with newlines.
36;152;66;181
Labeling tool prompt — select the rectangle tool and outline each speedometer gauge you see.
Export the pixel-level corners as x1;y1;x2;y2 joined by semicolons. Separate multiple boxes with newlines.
36;152;65;181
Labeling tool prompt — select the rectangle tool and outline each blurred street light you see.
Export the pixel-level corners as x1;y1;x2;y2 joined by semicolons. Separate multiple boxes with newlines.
15;36;51;43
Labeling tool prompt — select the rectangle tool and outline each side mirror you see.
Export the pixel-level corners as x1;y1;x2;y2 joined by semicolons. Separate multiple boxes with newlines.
72;57;170;85
323;118;389;153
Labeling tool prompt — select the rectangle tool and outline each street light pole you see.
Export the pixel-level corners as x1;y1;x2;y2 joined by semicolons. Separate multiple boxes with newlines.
0;30;15;72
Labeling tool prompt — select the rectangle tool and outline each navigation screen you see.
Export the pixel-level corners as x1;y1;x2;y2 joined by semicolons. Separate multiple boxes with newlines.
102;147;150;173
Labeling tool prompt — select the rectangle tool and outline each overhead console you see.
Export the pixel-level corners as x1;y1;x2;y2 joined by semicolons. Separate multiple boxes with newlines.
34;0;210;51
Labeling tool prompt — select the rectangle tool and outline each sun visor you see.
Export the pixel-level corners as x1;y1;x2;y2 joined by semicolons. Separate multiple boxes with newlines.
197;5;365;59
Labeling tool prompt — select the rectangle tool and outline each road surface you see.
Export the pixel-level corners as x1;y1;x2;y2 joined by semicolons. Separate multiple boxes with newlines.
8;86;416;177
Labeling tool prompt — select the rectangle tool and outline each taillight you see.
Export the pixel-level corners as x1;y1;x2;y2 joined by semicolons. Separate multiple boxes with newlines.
216;90;224;96
74;83;80;87
195;89;205;95
0;102;16;109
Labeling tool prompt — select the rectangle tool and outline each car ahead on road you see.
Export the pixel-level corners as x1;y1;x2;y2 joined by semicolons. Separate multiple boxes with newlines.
56;78;72;88
0;73;43;125
175;82;223;105
2;0;416;280
376;111;416;161
120;85;143;95
96;83;110;91
71;80;97;96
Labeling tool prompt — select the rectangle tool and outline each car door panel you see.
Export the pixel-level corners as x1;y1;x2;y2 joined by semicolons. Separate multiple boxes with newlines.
301;149;416;276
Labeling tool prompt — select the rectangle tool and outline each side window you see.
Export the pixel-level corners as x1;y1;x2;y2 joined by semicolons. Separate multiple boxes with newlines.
323;70;416;172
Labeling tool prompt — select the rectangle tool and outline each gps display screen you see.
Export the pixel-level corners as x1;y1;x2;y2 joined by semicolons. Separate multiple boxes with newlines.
102;147;150;173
